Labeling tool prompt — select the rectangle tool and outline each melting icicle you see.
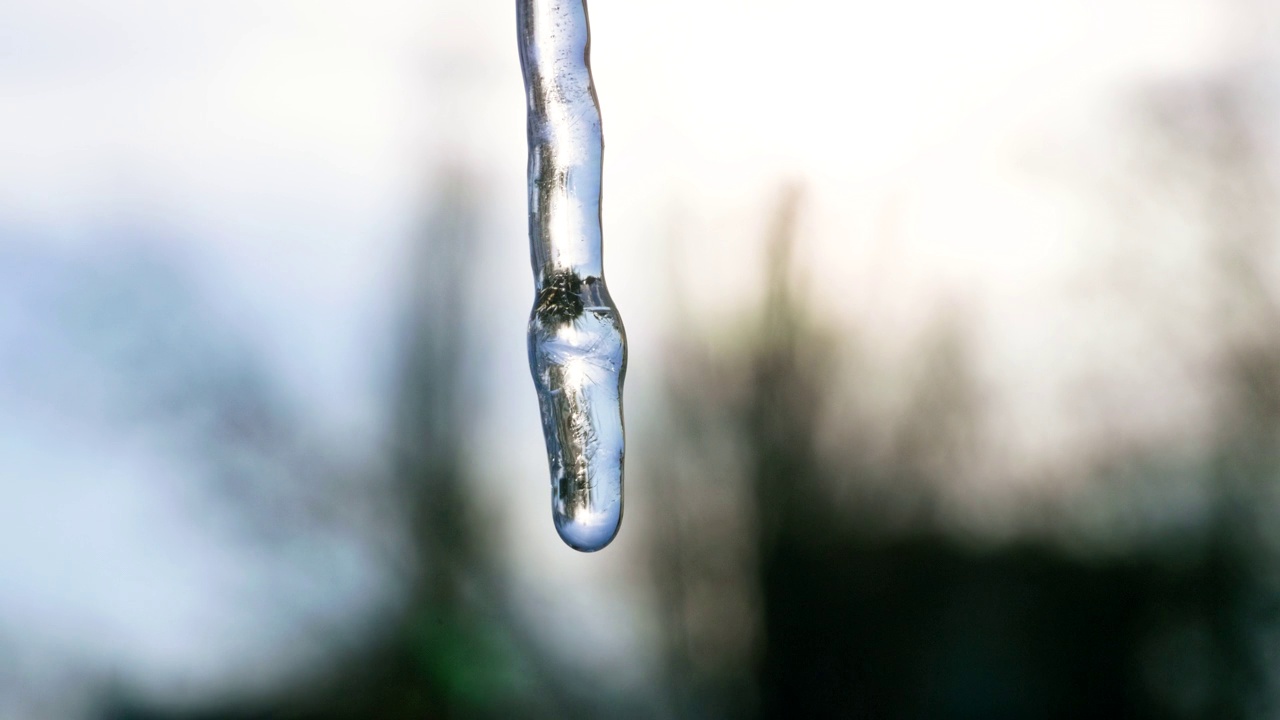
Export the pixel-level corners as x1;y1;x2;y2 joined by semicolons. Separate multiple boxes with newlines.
517;0;627;552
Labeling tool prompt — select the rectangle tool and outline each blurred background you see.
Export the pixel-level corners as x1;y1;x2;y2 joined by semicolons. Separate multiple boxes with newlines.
3;0;1280;717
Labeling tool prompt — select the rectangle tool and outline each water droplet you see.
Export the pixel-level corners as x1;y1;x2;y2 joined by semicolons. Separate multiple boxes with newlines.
518;0;627;551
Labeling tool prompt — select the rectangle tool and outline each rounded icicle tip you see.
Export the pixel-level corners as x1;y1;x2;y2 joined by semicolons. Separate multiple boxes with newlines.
528;280;627;553
553;496;623;552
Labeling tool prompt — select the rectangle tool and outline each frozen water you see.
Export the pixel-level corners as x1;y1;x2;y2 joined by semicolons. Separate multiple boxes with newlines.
518;0;626;551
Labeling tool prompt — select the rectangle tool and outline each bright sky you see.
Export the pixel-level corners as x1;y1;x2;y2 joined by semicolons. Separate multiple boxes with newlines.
0;0;1254;715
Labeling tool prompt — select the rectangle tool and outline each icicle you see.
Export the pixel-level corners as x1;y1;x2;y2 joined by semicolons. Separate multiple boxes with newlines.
517;0;626;552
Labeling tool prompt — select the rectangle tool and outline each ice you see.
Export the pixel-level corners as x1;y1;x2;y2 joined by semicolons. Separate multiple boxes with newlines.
517;0;627;552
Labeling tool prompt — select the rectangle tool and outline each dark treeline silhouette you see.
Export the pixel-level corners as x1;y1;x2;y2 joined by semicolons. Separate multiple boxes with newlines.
104;74;1280;719
651;190;1216;718
648;73;1280;718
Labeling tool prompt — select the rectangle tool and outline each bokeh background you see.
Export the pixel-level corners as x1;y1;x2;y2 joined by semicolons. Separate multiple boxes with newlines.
3;1;1280;718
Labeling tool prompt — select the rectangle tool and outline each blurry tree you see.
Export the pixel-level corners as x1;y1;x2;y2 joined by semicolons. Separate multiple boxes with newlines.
259;171;583;720
98;174;591;720
1099;70;1280;719
645;169;1280;718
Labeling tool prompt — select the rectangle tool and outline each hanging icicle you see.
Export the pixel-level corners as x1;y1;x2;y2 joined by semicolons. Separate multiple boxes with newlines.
517;0;627;552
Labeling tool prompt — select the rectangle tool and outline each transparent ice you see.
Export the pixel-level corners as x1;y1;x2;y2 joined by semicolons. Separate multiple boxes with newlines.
517;0;626;552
